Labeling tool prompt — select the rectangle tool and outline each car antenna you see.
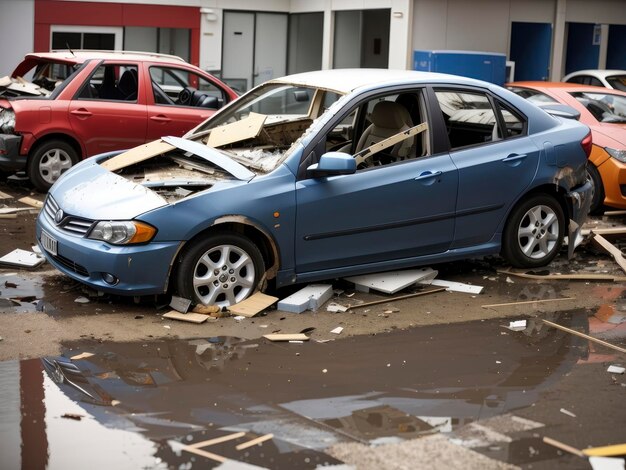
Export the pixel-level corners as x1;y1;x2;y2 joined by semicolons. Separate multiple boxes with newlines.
66;43;75;56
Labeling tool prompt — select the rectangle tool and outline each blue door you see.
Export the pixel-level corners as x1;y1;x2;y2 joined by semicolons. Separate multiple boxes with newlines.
294;154;458;274
510;22;552;81
608;24;626;69
565;23;600;75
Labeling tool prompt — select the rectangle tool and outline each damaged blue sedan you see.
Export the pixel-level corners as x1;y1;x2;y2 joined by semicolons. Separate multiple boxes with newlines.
36;69;592;307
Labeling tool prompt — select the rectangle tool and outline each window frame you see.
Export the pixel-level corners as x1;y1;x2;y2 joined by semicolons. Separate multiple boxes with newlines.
74;61;140;103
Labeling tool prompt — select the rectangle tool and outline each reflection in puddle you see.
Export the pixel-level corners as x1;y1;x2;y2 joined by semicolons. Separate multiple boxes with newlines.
0;312;602;468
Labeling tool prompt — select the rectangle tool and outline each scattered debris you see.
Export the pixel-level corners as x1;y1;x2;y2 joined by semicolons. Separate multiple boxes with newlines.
74;296;90;304
0;214;17;219
277;284;333;313
588;456;625;470
188;432;246;449
233;315;246;321
499;269;626;283
504;320;527;331
482;297;575;309
326;303;349;313
607;365;625;374
426;279;484;294
560;408;577;418
169;295;191;313
192;304;221;315
61;413;84;421
17;196;44;209
0;249;45;268
162;311;209;324
584;443;626;457
263;333;309;342
299;327;316;334
592;233;626;274
542;436;585;457
330;326;344;335
4;281;17;288
348;287;446;310
228;292;278;317
134;315;144;320
345;268;437;294
181;446;226;463
100;139;175;172
542;319;626;354
235;433;274;451
0;190;12;199
70;352;94;360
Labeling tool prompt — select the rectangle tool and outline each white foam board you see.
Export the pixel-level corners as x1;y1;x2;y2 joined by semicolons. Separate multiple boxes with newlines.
277;284;333;313
345;268;437;294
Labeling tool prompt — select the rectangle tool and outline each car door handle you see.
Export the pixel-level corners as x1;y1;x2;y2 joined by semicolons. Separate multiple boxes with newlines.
70;108;92;117
501;153;527;163
150;115;171;123
414;171;442;181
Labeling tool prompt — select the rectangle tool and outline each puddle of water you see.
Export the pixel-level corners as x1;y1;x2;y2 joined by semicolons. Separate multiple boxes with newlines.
0;272;45;313
0;312;598;468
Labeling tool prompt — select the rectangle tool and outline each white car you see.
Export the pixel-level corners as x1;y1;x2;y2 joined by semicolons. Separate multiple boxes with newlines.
563;69;626;92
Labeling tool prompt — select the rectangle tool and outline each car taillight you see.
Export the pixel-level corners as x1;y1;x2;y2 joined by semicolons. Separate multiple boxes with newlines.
581;132;592;158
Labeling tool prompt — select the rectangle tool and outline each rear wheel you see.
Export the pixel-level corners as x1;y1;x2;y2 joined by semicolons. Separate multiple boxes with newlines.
28;139;79;192
587;164;605;214
502;194;564;268
175;232;265;308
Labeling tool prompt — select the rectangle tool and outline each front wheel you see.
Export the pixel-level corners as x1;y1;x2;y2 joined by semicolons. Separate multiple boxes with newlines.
28;139;79;192
502;195;565;268
175;232;265;308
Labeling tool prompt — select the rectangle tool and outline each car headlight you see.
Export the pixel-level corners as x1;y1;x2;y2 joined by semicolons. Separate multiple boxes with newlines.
88;221;156;245
606;147;626;163
0;109;16;134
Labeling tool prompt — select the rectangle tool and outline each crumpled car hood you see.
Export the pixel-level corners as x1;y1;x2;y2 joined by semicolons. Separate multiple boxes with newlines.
51;161;167;220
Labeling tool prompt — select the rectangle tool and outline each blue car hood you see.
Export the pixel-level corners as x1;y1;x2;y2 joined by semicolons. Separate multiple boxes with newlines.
51;161;167;220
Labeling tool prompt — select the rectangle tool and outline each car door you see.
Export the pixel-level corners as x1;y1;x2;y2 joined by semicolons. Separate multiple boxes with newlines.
294;90;458;274
69;62;147;157
431;88;540;249
146;65;227;139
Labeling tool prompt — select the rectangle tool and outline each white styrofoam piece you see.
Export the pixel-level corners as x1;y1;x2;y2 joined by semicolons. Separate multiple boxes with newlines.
0;249;45;268
506;319;527;331
607;365;625;374
589;456;625;470
278;284;333;313
345;268;438;294
426;279;484;294
330;326;343;334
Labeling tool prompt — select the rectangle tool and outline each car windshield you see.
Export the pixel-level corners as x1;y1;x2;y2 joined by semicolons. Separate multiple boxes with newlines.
190;82;344;172
570;91;626;123
606;75;626;92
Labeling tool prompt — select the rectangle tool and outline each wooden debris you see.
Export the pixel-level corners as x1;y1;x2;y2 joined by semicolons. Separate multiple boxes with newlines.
162;310;209;324
18;196;44;209
71;352;94;360
0;190;12;199
263;333;309;342
0;207;32;214
542;436;585;458
347;287;446;310
235;433;274;451
61;413;83;421
583;443;626;457
499;269;626;282
482;297;575;309
542;319;626;354
0;214;17;219
229;292;278;317
181;446;227;463
100;140;175;172
207;112;266;148
602;210;626;216
592;233;626;274
188;431;246;449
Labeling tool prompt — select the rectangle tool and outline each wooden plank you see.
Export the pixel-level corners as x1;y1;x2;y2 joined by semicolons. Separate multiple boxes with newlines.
583;443;626;457
592;233;626;275
542;437;585;458
482;297;575;309
602;210;626;216
354;122;428;165
0;190;13;199
263;333;309;342
188;432;246;449
207;112;267;148
347;287;447;310
542;319;626;354
162;310;209;324
181;445;227;463
100;140;175;172
498;269;626;283
0;214;17;219
235;433;274;451
71;352;94;360
581;227;626;237
18;196;43;209
228;292;278;317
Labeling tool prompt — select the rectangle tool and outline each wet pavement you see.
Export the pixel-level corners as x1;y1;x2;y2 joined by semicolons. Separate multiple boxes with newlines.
1;311;625;469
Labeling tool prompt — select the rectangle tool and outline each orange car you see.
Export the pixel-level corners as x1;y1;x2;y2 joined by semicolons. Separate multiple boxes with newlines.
508;82;626;213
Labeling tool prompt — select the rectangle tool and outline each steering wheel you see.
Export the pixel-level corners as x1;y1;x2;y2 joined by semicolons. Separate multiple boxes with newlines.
177;86;195;106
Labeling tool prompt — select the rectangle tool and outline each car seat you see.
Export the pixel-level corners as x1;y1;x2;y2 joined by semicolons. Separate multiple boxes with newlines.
117;69;138;101
354;100;414;159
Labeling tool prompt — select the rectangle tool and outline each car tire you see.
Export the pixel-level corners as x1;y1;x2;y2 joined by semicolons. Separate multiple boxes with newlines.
175;232;265;308
502;194;565;268
28;139;79;192
587;164;605;215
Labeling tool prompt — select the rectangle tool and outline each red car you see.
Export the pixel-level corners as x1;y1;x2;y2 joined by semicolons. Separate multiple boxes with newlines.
0;50;237;191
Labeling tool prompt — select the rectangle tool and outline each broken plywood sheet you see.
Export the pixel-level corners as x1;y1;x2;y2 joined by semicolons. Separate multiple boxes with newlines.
277;284;333;313
162;310;209;324
426;279;483;295
17;196;43;209
263;333;309;342
228;292;278;317
0;190;12;199
100;139;175;172
592;233;626;275
207;112;266;148
0;249;45;268
345;268;437;294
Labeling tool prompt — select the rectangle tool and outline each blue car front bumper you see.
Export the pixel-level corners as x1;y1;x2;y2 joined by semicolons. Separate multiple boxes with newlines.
36;209;182;296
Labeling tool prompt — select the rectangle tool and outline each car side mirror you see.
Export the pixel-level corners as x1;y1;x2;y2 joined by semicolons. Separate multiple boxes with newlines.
307;152;356;178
